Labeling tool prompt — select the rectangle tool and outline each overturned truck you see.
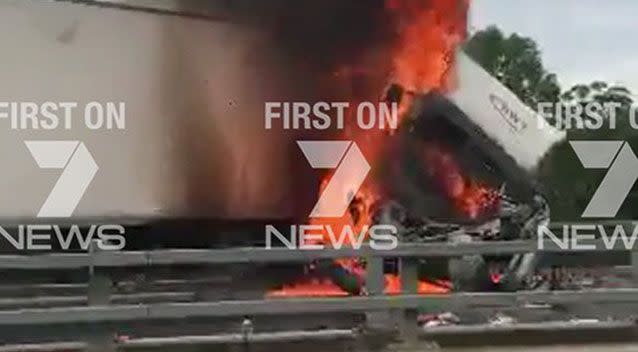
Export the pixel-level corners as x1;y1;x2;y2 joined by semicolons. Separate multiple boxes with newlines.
287;51;567;296
376;51;566;291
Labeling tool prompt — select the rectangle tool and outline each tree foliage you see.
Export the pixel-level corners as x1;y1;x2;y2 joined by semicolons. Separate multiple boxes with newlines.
465;26;561;107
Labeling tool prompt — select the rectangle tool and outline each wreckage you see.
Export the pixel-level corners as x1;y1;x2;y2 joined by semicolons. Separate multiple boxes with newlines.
273;50;566;297
378;51;566;291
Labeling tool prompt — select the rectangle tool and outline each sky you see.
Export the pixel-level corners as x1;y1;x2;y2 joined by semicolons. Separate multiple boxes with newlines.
470;0;638;95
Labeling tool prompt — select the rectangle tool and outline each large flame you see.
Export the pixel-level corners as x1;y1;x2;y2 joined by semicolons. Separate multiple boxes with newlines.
268;0;468;298
423;143;500;219
388;0;467;94
268;275;451;298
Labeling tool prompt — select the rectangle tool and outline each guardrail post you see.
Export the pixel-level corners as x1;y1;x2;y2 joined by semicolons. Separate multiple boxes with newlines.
366;256;385;295
365;255;389;332
632;250;638;284
399;257;419;343
87;239;114;352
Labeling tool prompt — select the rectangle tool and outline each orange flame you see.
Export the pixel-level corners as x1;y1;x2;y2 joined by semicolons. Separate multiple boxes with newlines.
267;278;350;298
388;0;467;94
268;275;450;298
384;275;451;295
268;0;468;298
423;143;499;219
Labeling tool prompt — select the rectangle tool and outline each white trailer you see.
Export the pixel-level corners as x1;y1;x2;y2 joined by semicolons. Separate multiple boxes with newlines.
0;0;294;222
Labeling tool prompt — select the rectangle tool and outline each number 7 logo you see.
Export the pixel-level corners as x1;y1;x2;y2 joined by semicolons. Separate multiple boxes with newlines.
297;141;370;218
570;140;638;218
25;141;99;218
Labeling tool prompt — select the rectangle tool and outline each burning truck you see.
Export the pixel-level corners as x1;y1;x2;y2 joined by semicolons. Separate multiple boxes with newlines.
270;50;565;297
267;1;566;296
385;50;565;292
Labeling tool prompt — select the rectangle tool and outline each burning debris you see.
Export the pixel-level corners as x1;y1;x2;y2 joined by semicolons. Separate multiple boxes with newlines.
266;277;349;298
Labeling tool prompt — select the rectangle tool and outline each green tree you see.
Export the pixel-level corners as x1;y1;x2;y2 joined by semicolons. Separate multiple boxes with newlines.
561;81;633;107
465;26;561;107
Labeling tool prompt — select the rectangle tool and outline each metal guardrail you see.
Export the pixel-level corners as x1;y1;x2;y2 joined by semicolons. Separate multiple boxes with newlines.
2;289;638;326
0;321;635;351
0;238;635;269
0;292;195;309
0;329;356;352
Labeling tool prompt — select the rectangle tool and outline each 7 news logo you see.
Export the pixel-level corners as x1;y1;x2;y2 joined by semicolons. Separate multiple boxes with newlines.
570;140;638;218
0;141;125;251
539;140;638;251
297;140;370;217
265;140;398;251
25;140;98;218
